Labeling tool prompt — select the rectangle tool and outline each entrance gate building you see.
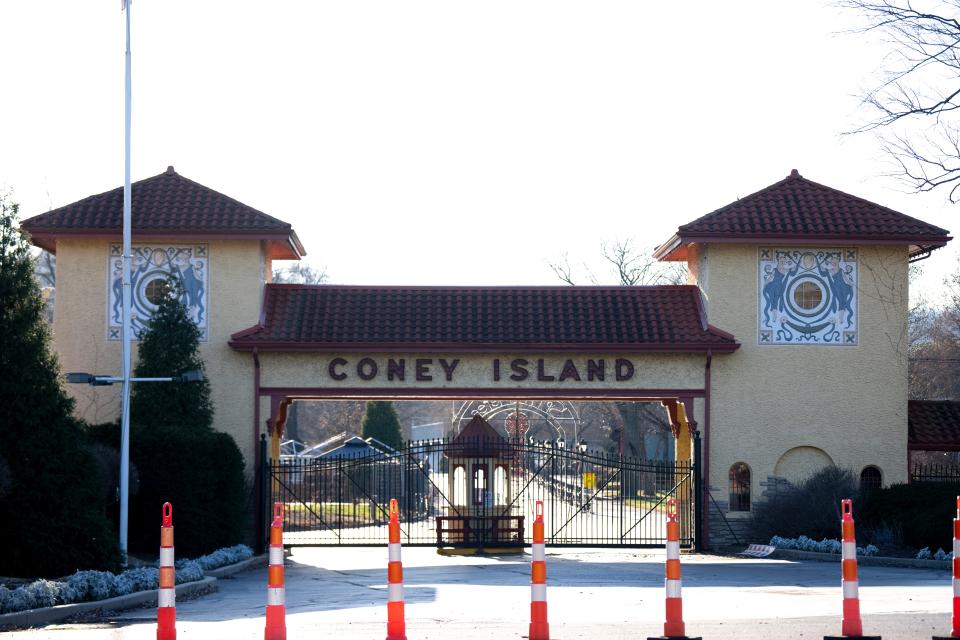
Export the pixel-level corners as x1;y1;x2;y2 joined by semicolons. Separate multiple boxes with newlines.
27;167;949;552
234;285;731;551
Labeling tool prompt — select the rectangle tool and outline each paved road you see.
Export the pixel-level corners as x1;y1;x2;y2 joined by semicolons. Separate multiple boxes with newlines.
8;548;955;639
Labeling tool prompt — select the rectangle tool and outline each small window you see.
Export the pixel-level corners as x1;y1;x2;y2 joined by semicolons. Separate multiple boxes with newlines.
493;465;508;504
453;466;467;505
793;281;823;310
729;462;751;511
472;465;488;506
144;278;170;305
860;466;882;490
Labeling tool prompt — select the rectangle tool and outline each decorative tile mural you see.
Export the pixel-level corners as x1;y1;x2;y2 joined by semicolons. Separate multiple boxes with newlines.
107;244;208;341
758;247;857;346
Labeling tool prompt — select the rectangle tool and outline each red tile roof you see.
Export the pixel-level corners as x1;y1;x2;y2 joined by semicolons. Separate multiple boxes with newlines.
909;400;960;451
20;166;304;259
655;170;951;261
229;284;739;352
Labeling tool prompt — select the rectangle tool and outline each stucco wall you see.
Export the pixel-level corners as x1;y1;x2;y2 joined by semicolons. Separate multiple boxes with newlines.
698;243;909;515
52;238;263;473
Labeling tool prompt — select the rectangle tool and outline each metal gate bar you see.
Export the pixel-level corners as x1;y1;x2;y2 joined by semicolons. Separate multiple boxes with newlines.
261;435;699;549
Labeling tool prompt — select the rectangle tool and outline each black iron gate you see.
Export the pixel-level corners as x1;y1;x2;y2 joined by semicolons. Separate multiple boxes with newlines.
259;434;700;550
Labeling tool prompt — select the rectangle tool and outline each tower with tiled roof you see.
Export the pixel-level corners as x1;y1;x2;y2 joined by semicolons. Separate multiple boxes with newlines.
20;166;304;467
654;169;951;546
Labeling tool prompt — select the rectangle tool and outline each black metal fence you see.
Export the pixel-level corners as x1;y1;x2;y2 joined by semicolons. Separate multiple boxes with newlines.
911;462;960;483
259;434;700;550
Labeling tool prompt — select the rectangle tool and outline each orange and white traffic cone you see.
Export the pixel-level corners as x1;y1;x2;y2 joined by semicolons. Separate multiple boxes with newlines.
265;502;286;640
648;499;700;640
386;498;407;640
157;502;176;640
932;496;960;640
825;499;881;640
529;500;549;640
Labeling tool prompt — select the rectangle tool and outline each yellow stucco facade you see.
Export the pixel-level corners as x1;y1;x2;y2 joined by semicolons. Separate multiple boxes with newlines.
52;237;266;472
688;243;910;518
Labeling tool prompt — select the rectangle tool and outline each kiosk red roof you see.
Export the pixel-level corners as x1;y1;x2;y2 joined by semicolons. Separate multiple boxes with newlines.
229;284;738;352
655;170;951;261
20;166;304;259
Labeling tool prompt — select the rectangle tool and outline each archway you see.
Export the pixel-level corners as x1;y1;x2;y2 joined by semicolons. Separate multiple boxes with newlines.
773;446;834;483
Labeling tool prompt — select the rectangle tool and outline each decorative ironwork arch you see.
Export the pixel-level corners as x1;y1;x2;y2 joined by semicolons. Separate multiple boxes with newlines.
452;400;582;443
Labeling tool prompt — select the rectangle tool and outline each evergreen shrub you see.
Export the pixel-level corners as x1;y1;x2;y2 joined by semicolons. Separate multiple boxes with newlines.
0;194;119;576
858;482;959;551
361;400;403;451
748;466;860;543
127;425;247;557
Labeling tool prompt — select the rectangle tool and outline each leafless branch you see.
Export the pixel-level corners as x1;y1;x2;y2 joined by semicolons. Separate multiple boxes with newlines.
549;239;687;287
272;262;329;285
840;0;960;199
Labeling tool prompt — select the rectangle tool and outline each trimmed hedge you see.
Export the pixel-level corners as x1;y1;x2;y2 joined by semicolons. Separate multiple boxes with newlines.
859;482;959;551
128;425;247;558
89;423;247;559
0;544;252;614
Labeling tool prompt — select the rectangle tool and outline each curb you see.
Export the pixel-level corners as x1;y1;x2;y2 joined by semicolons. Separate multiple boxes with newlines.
0;575;217;629
205;553;267;578
0;554;263;630
769;548;952;569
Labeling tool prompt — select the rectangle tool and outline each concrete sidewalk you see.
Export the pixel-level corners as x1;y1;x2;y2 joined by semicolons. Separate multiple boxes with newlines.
9;547;955;639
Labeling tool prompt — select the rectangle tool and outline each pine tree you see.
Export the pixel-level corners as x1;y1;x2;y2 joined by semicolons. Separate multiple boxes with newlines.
360;400;404;450
123;279;245;556
130;280;213;431
0;193;119;575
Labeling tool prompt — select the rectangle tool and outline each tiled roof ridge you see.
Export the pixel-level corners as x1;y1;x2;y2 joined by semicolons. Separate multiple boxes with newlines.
261;283;700;292
678;170;950;237
229;283;739;352
163;169;292;231
675;171;798;234
22;167;291;231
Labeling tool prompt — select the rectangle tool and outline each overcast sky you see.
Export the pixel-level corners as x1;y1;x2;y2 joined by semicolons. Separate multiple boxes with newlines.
1;1;956;301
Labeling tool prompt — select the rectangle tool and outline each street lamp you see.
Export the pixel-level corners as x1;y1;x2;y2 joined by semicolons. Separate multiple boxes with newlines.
67;368;204;563
67;370;204;385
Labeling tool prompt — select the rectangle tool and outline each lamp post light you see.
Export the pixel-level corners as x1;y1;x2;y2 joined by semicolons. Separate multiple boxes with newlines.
67;369;204;564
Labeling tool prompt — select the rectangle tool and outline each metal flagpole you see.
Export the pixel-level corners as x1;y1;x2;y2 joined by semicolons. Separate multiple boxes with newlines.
119;0;133;565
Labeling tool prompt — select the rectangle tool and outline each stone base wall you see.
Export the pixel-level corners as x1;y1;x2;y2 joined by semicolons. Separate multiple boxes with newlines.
706;491;751;548
705;476;792;549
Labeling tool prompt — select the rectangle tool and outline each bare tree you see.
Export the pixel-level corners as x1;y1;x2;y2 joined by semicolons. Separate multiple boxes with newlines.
272;262;329;285
31;250;55;322
910;259;960;398
549;240;685;469
549;239;686;287
840;0;960;201
32;250;55;287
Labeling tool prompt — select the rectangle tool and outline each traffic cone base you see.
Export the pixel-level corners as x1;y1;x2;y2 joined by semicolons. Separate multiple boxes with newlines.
653;499;696;640
528;500;549;640
264;502;286;640
157;502;176;640
386;499;407;640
